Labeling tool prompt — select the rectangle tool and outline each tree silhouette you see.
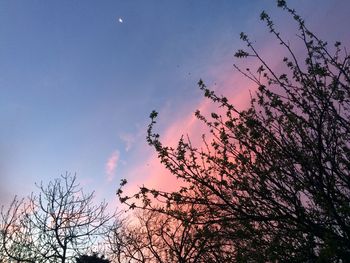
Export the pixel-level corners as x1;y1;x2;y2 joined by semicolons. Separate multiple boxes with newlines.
118;1;350;262
107;207;234;263
1;174;115;263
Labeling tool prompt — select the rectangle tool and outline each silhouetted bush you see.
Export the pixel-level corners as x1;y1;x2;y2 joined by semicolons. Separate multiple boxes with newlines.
76;253;110;263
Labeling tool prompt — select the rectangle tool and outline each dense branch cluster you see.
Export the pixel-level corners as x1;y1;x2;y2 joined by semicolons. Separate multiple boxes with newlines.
118;1;350;262
107;206;235;263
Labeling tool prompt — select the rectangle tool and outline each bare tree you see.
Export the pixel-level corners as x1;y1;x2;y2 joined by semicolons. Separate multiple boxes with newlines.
0;227;6;263
119;1;350;262
1;174;115;263
107;215;153;263
107;205;234;263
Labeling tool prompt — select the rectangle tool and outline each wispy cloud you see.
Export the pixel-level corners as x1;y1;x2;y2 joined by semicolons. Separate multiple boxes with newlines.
106;150;120;182
119;133;136;152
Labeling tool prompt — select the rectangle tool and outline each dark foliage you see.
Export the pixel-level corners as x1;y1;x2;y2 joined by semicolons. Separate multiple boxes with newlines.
76;253;110;263
118;1;350;262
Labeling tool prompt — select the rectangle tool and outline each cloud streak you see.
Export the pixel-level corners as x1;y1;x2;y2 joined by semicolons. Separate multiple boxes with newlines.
106;150;120;182
119;133;136;152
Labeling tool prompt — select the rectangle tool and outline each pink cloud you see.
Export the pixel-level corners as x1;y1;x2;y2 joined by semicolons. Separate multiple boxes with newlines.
117;7;350;210
106;150;120;182
121;70;256;201
121;34;291;201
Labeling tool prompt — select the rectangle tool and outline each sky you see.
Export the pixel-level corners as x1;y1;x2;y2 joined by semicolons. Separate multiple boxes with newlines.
1;1;350;210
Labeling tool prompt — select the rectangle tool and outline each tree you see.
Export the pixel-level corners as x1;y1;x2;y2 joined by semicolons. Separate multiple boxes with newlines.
0;229;5;263
107;206;234;263
119;1;350;262
1;174;115;263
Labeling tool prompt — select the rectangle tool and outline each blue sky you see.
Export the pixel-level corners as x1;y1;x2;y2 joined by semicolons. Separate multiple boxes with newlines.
1;1;349;207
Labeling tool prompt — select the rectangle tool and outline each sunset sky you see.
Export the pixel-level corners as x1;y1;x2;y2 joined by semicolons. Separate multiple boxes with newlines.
1;1;349;209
